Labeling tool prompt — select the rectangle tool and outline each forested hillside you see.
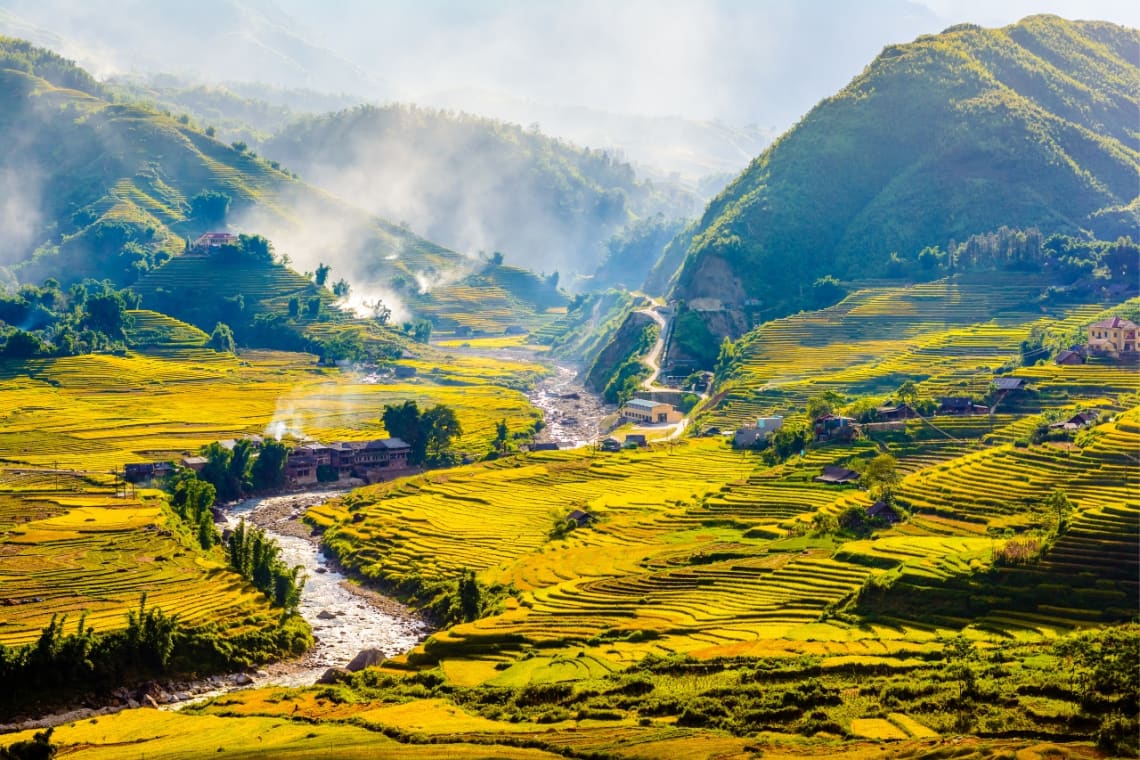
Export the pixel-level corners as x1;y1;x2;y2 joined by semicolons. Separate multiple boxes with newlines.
263;104;699;277
0;38;463;296
673;16;1140;332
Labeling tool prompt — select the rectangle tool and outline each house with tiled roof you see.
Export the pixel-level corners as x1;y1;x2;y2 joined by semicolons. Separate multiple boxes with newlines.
1088;316;1138;355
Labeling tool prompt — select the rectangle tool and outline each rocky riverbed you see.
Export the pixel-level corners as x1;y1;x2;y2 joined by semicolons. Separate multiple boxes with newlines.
527;364;612;447
223;490;427;687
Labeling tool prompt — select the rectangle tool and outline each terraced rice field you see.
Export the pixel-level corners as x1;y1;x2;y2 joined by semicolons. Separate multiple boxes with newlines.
0;350;543;472
0;471;275;645
707;275;1101;429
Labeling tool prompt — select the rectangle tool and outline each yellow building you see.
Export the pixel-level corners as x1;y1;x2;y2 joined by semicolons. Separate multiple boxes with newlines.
1088;316;1138;355
622;398;683;424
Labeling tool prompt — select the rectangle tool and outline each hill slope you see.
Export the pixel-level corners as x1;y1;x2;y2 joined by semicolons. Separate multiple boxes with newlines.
262;104;699;277
673;16;1140;332
0;37;465;299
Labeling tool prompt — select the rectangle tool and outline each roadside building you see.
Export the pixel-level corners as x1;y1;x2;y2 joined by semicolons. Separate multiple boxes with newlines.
621;398;683;425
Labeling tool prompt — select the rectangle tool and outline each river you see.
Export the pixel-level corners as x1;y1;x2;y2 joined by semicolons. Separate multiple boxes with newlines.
526;364;612;448
222;491;427;687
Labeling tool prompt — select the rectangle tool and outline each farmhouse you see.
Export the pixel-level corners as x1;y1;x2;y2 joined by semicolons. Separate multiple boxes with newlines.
1055;349;1084;366
1087;316;1138;355
993;377;1027;392
624;434;648;447
867;500;902;524
600;437;622;452
1049;410;1099;431
621;398;683;425
815;414;857;441
284;437;413;485
392;365;418;379
814;465;861;485
180;455;208;473
734;415;784;448
191;232;239;251
875;404;918;421
124;461;173;483
566;509;594;527
285;452;318;485
938;397;988;415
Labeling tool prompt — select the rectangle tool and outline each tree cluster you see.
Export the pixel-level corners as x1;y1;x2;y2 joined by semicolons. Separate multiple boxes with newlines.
0;279;141;358
225;519;305;612
382;401;463;466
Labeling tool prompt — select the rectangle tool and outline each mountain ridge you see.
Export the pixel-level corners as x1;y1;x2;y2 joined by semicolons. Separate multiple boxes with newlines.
671;15;1140;335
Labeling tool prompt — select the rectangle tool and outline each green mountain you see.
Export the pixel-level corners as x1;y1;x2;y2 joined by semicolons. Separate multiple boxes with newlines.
0;37;467;298
262;104;699;277
672;16;1140;333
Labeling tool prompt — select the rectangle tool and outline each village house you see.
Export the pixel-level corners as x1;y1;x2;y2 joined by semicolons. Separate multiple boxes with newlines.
1087;316;1138;355
734;416;784;448
621;398;683;425
1055;349;1084;366
867;500;902;524
814;414;857;442
814;465;861;485
528;442;562;452
993;377;1027;393
285;452;318;485
875;404;919;422
191;232;239;252
392;365;418;379
624;433;648;447
599;437;622;452
566;509;594;528
124;461;174;483
938;397;988;415
180;455;208;473
1049;410;1099;432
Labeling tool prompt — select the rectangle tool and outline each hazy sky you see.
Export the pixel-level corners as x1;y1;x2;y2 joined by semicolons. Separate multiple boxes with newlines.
275;0;1140;125
2;0;1136;129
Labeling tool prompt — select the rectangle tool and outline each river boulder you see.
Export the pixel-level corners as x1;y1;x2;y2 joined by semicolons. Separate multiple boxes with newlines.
345;648;386;672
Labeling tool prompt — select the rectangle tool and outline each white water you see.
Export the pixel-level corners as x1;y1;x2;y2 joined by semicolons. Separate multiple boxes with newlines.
224;492;427;686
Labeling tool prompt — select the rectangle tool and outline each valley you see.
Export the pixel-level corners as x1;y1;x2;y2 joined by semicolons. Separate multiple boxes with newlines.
0;11;1138;760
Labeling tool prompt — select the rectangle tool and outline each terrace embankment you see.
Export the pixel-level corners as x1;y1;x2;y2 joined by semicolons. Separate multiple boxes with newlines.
223;490;428;686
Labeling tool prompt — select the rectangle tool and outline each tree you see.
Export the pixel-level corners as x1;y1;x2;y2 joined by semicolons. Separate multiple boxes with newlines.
82;291;131;339
1;329;48;358
209;322;236;354
896;380;919;406
493;418;509;454
188;190;230;226
306;297;322;319
314;263;331;288
332;279;351;298
383;401;425;463
1044;489;1074;533
251;440;288;491
862;453;900;503
412;319;433;344
805;395;833;422
364;299;391;325
287;297;300;319
810;275;846;307
423;405;463;464
456;569;481;622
